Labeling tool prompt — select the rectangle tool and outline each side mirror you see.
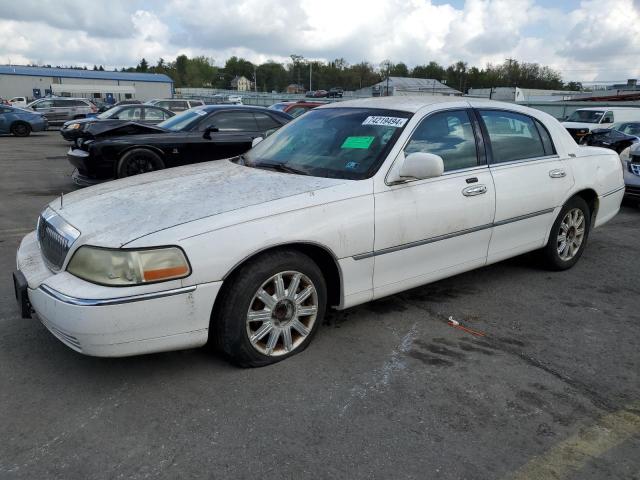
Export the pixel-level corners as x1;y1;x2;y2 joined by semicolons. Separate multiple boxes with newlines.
203;126;219;139
252;136;264;147
388;152;444;183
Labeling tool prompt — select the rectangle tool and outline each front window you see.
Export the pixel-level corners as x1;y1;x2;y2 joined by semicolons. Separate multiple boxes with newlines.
242;108;412;179
566;110;604;124
157;109;206;131
404;110;479;171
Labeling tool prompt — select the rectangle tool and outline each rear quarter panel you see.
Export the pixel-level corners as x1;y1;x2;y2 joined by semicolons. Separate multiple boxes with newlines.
569;146;624;227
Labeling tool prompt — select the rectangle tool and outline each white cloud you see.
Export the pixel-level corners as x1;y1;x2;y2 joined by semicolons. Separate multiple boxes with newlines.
0;0;638;82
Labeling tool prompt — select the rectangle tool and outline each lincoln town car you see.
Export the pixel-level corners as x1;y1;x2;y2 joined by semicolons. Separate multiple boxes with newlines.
14;97;624;367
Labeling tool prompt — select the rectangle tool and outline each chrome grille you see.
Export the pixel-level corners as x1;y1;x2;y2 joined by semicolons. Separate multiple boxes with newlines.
37;207;80;271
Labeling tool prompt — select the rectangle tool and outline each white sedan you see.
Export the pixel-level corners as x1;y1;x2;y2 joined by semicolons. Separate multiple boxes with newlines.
14;97;624;366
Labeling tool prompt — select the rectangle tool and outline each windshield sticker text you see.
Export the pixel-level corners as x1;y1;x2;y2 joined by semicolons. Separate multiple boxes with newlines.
362;116;408;128
341;136;374;149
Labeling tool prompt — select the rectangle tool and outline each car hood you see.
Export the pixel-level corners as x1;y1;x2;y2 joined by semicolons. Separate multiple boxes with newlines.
561;122;600;130
86;121;166;139
47;160;349;246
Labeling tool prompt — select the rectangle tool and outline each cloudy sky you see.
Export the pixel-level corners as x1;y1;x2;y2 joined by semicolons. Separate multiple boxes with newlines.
0;0;639;83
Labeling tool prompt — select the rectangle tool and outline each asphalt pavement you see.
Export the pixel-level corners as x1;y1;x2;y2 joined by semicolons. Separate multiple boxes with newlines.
0;131;639;479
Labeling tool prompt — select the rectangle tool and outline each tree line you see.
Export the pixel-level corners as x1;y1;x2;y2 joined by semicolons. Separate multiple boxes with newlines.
33;55;585;93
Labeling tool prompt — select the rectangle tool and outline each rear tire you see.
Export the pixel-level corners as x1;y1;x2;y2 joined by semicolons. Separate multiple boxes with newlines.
116;149;165;178
541;196;591;271
211;250;327;367
10;122;31;137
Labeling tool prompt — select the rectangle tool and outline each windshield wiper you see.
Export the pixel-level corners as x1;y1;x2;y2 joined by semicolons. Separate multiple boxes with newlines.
251;162;311;176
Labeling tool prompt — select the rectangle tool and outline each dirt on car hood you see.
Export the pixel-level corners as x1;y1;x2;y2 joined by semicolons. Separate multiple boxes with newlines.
47;160;349;246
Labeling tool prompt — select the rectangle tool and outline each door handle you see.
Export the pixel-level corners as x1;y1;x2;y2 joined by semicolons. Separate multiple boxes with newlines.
549;169;566;178
462;184;487;196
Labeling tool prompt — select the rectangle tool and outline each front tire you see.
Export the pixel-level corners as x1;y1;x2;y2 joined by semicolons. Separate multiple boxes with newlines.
542;196;591;270
211;250;327;367
10;122;31;137
116;149;165;178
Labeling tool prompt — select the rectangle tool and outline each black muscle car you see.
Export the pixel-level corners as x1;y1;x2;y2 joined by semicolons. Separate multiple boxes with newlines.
60;104;175;142
67;105;292;185
579;122;640;153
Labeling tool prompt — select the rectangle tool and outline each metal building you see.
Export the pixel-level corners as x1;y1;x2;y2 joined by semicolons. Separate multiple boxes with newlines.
0;65;173;103
356;77;461;97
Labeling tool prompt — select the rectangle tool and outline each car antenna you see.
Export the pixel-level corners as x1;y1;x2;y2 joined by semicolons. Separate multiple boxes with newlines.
60;192;64;209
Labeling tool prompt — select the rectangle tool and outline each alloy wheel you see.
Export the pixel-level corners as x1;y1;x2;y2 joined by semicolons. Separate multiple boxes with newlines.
557;208;585;261
246;271;318;356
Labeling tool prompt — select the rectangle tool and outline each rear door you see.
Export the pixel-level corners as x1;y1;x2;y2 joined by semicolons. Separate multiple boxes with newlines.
477;109;574;264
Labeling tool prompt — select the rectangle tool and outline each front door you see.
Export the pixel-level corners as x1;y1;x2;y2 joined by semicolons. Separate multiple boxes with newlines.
476;109;575;263
372;109;496;298
195;110;260;161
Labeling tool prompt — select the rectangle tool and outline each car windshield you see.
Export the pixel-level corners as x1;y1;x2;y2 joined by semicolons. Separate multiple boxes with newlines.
242;107;412;180
566;110;604;123
156;109;204;131
612;122;640;135
97;106;125;119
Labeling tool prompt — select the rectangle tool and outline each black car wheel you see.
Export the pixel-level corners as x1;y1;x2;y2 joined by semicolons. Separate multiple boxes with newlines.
10;122;31;137
117;149;165;178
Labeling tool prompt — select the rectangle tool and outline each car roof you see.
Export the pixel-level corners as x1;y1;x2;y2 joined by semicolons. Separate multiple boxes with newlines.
316;95;465;113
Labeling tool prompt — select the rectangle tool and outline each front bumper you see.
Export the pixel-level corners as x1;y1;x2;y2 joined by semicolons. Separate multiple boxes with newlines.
30;118;48;132
623;165;640;200
16;231;220;357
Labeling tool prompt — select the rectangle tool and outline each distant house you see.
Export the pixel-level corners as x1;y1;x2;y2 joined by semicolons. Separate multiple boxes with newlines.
286;83;306;94
230;75;254;92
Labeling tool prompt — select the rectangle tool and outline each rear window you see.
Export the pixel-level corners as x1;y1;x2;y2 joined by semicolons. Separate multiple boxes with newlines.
479;110;547;163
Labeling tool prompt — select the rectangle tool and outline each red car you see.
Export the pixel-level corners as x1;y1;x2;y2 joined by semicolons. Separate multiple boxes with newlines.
268;100;325;118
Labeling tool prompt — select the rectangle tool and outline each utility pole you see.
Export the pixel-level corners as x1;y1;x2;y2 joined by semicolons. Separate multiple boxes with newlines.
254;66;257;94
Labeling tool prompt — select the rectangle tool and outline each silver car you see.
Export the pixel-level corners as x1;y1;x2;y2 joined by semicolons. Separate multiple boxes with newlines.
622;144;640;204
145;98;204;112
27;97;97;124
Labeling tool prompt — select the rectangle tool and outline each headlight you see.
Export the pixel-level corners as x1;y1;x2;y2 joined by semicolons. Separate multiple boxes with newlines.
68;123;81;130
67;246;191;286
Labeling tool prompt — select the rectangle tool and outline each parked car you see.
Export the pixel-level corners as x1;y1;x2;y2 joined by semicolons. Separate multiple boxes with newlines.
562;107;640;142
313;90;328;98
9;96;28;108
27;97;97;125
620;144;640;204
268;100;325;117
67;105;292;185
146;98;205;112
578;122;640;153
60;104;175;141
13;97;624;366
327;88;344;98
0;105;48;136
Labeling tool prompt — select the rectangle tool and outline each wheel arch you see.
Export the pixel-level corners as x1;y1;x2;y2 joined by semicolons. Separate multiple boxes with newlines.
571;188;599;226
218;242;343;308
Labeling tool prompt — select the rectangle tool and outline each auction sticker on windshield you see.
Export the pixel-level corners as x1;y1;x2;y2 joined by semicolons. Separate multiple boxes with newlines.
362;116;408;128
341;136;374;149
